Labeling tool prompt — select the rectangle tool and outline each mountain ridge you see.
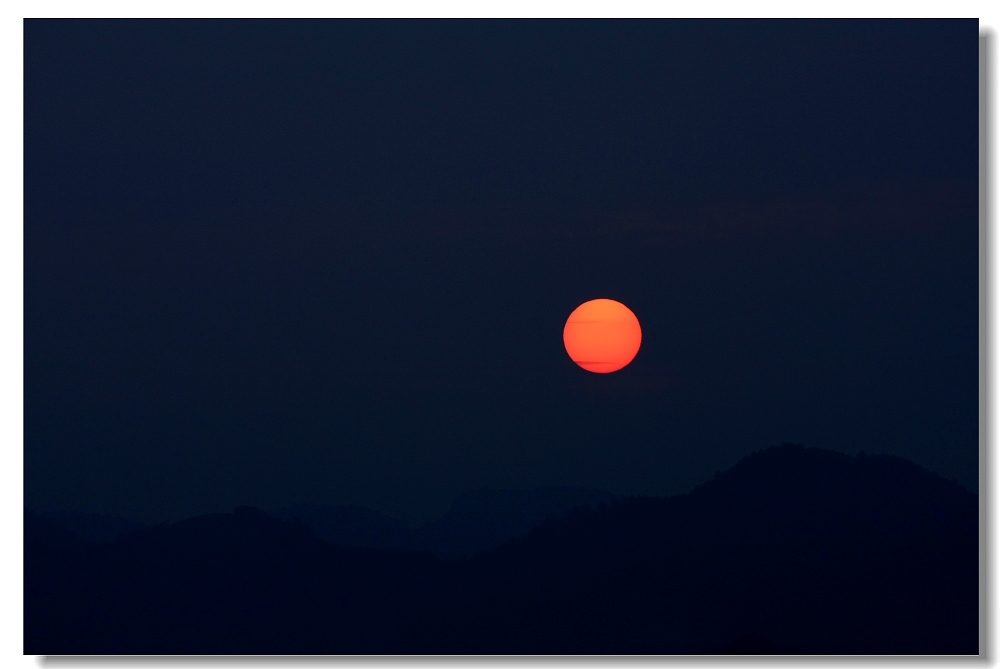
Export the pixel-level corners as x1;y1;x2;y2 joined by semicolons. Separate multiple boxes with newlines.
25;443;978;654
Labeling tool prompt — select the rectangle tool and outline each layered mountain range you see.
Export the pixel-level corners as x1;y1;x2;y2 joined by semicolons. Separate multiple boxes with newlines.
25;444;978;654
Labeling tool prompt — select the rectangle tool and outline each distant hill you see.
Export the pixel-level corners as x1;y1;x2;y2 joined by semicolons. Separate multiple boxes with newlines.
39;510;148;544
24;444;978;654
268;503;410;550
409;486;617;558
42;486;616;559
269;486;615;558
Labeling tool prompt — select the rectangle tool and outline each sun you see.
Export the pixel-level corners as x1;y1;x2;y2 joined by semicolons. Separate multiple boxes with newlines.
563;299;642;373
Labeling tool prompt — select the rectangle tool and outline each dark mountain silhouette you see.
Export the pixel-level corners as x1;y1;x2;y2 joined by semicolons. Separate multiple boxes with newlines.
43;486;617;559
268;503;411;550
24;444;978;654
409;486;616;558
456;444;978;653
25;505;453;654
39;510;148;544
270;487;615;558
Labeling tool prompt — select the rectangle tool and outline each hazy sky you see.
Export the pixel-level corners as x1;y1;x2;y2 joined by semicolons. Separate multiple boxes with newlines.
24;19;979;523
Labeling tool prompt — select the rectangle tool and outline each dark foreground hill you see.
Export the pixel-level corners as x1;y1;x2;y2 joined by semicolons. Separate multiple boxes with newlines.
24;444;978;654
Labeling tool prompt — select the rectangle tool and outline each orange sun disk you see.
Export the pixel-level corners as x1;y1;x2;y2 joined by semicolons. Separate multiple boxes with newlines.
563;298;642;373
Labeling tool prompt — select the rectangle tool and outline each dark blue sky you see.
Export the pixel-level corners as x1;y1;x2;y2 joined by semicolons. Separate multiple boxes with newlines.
24;19;979;523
